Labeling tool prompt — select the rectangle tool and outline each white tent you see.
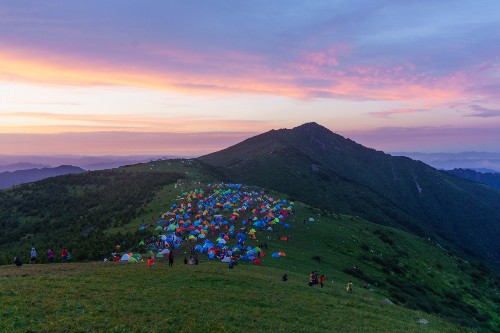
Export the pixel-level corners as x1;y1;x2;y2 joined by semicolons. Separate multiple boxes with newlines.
221;256;232;263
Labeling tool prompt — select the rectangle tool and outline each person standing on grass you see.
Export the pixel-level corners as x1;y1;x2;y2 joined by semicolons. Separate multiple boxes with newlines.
147;256;155;268
319;275;327;288
47;249;54;263
168;251;174;267
61;248;68;263
30;247;37;264
346;281;353;293
67;250;73;263
308;271;315;286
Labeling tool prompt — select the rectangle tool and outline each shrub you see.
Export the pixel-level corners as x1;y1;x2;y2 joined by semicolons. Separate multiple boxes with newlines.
360;243;370;251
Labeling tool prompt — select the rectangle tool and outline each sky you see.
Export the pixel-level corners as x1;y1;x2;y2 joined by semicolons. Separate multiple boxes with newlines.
1;1;499;156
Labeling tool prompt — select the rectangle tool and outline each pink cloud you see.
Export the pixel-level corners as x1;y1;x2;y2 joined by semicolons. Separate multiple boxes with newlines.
0;112;272;133
370;108;426;118
0;42;477;103
0;131;258;156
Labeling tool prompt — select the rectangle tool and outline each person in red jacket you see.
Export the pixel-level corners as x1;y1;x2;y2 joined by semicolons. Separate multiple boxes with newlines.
319;275;327;288
61;248;68;263
147;256;155;267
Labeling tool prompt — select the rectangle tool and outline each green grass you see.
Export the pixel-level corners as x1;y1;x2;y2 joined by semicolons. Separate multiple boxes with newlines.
100;178;498;331
0;262;468;333
1;160;498;332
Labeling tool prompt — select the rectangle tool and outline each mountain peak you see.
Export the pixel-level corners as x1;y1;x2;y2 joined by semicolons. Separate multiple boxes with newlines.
291;122;342;140
293;122;328;132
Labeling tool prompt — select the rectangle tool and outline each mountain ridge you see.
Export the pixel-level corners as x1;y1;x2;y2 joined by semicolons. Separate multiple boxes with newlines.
0;165;86;190
200;122;500;266
446;168;500;190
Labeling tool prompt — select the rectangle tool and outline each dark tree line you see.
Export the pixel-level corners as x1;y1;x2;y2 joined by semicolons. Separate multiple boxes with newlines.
0;169;182;264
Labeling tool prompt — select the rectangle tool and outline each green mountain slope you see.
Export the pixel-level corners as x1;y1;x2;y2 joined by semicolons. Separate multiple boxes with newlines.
0;263;472;333
1;160;498;331
199;123;500;267
0;169;182;261
101;173;499;331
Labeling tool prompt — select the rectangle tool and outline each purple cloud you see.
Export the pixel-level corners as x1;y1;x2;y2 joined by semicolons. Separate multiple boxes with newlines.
1;1;499;102
342;126;500;153
466;105;500;118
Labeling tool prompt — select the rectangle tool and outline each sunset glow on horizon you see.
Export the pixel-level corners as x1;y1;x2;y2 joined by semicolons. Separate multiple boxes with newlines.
1;1;500;155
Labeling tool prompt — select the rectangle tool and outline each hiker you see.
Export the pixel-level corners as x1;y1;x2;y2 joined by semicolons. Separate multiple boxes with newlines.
194;257;199;265
229;259;234;269
319;275;327;288
67;250;73;263
281;274;288;282
168;251;174;267
14;256;22;267
147;256;155;268
61;248;68;263
346;281;353;293
308;271;315;286
47;249;54;263
184;257;188;265
363;281;367;289
30;248;37;264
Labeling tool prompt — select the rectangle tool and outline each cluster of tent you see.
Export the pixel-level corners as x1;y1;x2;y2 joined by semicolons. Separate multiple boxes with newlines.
136;183;295;265
120;253;143;262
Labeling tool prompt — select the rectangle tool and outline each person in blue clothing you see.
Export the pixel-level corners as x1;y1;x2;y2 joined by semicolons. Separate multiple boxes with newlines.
30;248;37;264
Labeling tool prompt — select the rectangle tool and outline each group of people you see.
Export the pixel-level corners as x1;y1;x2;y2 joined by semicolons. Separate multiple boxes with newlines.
305;271;358;293
308;271;327;288
13;247;71;266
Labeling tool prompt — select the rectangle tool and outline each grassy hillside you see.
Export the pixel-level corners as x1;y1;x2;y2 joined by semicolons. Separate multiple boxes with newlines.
100;166;500;331
0;169;182;263
199;123;500;267
0;262;473;333
1;158;499;331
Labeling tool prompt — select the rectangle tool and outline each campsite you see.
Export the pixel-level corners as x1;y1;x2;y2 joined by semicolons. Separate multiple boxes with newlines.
1;165;498;332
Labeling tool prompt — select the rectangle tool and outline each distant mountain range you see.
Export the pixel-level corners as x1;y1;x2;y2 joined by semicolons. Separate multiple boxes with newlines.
392;151;500;172
0;165;85;190
447;168;500;190
200;122;500;266
0;155;178;171
0;162;52;173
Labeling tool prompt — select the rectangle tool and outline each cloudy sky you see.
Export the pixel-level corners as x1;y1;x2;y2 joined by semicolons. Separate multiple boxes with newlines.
1;1;499;155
